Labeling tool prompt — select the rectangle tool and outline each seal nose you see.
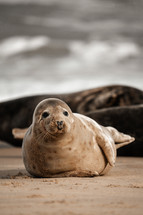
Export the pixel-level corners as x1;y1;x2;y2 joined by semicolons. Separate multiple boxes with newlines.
57;121;64;130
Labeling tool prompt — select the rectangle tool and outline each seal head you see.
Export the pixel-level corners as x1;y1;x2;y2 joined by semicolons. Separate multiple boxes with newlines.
32;98;74;140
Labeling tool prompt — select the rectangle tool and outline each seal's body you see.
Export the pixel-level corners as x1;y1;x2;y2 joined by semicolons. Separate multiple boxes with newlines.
22;98;134;177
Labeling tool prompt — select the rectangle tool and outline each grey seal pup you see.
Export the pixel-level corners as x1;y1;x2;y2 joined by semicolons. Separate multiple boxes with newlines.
21;98;134;177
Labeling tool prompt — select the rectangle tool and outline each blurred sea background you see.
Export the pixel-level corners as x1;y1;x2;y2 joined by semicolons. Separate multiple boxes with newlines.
0;0;143;101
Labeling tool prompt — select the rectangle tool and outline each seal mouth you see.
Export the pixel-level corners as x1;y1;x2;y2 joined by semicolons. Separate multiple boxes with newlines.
42;124;65;138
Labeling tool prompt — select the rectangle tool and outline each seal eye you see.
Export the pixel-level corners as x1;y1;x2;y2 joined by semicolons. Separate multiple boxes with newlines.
42;112;49;118
63;111;68;116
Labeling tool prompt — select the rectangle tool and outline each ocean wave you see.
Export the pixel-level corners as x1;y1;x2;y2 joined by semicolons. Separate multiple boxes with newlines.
0;35;139;62
0;36;50;57
69;40;140;65
0;37;142;101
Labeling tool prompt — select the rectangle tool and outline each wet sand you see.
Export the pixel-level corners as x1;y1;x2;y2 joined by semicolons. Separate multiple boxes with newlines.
0;141;143;215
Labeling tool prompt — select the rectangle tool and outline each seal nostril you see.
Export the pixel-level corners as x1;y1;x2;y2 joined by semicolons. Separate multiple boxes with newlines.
57;121;63;126
57;121;63;130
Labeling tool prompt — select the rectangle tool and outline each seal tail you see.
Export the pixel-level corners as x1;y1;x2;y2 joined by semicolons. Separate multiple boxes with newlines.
106;126;135;149
12;128;28;139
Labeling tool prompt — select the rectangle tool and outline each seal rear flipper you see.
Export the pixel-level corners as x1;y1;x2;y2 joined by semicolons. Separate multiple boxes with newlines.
12;128;28;139
106;126;135;149
116;137;135;149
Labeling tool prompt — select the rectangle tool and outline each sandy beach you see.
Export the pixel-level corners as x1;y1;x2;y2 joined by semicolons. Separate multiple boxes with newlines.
0;141;143;215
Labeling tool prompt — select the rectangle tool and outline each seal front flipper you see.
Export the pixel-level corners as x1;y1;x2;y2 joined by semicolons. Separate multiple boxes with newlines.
96;131;116;167
76;113;116;167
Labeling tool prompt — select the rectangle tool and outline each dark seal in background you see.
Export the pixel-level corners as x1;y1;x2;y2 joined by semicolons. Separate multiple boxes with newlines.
0;85;143;156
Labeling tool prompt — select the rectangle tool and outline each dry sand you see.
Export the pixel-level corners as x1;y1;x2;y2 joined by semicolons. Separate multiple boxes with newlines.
0;141;143;215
